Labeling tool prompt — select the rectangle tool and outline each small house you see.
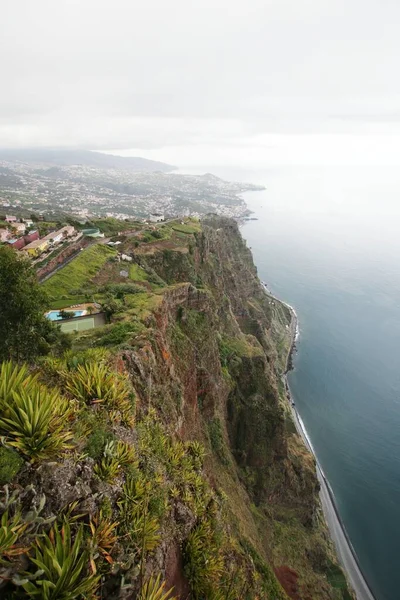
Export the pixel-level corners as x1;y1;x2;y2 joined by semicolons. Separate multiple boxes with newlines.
22;238;49;257
149;213;164;223
6;237;26;250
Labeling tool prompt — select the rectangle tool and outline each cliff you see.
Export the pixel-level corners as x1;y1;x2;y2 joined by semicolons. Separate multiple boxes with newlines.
0;217;352;599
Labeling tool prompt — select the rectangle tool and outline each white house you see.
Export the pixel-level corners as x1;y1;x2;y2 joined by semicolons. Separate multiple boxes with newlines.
149;213;164;223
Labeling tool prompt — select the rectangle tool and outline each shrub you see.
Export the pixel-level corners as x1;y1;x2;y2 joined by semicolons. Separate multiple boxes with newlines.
84;429;116;461
95;322;139;347
0;447;24;484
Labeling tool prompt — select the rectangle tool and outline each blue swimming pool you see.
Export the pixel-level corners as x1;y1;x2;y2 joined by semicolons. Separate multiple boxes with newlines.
46;310;85;321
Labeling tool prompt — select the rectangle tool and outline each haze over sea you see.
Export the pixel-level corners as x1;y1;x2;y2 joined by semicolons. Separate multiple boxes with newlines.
173;159;400;600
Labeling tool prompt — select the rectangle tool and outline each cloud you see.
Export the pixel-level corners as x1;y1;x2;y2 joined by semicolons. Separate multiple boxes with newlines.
1;0;400;150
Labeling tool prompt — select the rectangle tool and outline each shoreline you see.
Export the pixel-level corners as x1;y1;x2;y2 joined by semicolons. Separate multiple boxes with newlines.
262;283;376;600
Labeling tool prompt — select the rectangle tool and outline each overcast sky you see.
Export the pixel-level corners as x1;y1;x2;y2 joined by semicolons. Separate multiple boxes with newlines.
2;0;400;164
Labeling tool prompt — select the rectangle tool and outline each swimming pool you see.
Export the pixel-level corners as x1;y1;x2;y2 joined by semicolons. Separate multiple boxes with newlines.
46;310;85;321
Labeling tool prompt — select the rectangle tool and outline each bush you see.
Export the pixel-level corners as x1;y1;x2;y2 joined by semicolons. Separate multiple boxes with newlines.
95;322;142;347
0;447;24;484
85;429;116;461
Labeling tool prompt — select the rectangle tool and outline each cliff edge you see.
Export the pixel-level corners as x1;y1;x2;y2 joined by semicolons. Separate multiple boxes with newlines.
0;216;352;599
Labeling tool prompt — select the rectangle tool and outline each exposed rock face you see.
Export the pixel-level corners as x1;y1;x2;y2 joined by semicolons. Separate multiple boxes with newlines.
117;216;348;598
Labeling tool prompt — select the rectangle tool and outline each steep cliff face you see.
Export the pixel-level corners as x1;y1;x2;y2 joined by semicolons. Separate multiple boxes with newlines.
0;217;351;600
119;216;352;599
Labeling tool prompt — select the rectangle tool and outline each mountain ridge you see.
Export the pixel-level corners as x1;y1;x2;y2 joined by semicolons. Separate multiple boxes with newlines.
0;148;176;172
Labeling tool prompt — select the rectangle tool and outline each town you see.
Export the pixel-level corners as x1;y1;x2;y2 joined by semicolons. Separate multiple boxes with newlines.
0;153;264;222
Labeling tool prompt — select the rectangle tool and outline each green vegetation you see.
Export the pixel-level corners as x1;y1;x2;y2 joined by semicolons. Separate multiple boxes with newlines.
0;246;63;362
0;215;351;600
171;221;201;234
92;217;139;236
22;520;99;599
0;448;23;485
129;263;149;281
94;321;144;346
42;244;116;301
139;575;176;600
0;362;72;460
84;427;115;460
208;418;231;466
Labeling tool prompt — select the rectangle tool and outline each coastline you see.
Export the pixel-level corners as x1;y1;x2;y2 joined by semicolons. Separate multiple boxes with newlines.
262;283;376;600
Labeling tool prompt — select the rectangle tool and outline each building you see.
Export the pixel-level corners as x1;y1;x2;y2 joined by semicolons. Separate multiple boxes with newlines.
0;229;11;242
24;219;34;228
6;238;26;250
61;225;75;237
41;225;76;245
22;238;49;257
5;215;17;223
149;213;164;223
24;230;39;244
12;223;26;234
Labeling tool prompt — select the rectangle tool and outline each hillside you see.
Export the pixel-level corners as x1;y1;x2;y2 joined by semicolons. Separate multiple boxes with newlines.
0;148;175;172
0;217;352;599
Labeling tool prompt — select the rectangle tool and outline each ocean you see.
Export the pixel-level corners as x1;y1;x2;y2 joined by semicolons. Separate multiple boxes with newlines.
184;164;400;600
239;166;400;600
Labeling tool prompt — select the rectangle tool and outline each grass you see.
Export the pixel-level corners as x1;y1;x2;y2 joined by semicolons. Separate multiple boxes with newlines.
220;335;264;361
122;291;163;319
171;220;201;235
42;244;116;301
129;263;149;282
47;296;88;310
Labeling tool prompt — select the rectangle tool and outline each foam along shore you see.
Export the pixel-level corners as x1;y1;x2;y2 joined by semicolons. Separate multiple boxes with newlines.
262;284;376;600
289;398;376;600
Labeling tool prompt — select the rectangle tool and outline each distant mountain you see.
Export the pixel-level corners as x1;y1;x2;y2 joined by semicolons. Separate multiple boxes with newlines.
0;148;176;173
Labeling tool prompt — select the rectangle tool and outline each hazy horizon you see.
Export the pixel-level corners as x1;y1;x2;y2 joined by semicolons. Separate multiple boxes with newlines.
2;0;400;160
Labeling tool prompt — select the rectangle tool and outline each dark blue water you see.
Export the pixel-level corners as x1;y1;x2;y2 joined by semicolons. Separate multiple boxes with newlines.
181;163;400;599
236;166;400;600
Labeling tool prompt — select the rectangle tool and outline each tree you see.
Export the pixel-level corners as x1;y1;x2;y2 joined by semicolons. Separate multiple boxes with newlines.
0;246;60;362
58;309;75;320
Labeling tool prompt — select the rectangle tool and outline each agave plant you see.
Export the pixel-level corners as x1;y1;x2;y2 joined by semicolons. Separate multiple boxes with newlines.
88;511;118;574
94;440;137;483
0;509;28;564
22;520;99;599
139;574;176;600
0;361;36;409
183;520;224;598
185;441;206;470
0;385;73;460
66;363;133;417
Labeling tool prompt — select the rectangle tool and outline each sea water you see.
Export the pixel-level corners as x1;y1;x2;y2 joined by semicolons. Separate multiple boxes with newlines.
237;165;400;600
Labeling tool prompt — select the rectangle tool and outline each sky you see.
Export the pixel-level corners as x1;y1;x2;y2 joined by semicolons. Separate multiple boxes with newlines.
2;0;400;165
